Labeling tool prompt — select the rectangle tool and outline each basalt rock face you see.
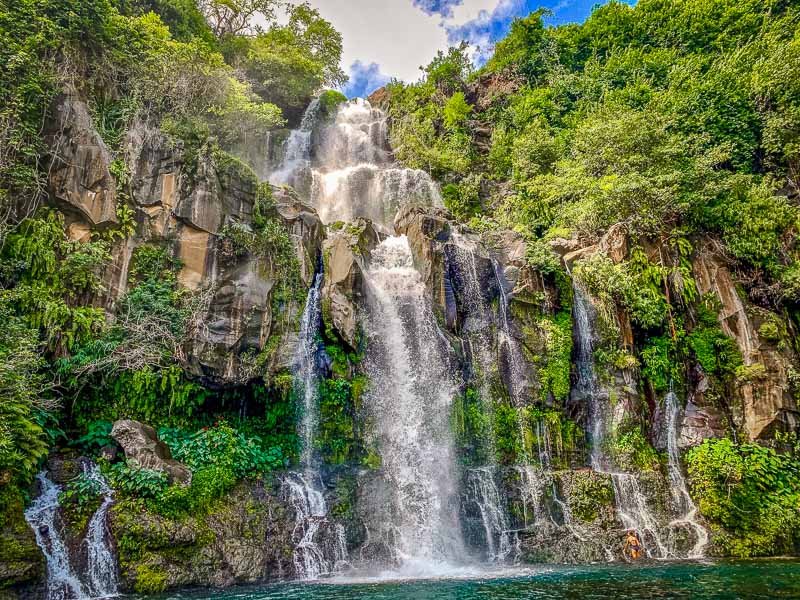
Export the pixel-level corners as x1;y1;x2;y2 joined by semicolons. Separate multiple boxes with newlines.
694;248;800;440
321;219;379;349
45;90;118;229
110;481;295;592
46;92;324;387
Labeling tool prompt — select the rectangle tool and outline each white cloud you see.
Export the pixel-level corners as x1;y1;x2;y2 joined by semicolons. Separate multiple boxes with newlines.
307;0;521;87
309;0;449;83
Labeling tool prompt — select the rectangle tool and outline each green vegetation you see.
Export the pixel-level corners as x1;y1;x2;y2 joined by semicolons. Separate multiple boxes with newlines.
608;423;660;472
535;310;573;403
688;437;800;556
385;0;800;393
567;472;614;523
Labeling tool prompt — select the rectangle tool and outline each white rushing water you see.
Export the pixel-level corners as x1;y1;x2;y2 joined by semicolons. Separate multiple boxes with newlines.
665;391;709;558
24;473;86;600
284;271;348;580
82;463;118;598
362;235;466;571
269;97;321;192
464;467;512;562
572;283;669;559
491;260;529;411
295;272;324;471
25;467;119;600
572;283;607;471
283;472;348;580
272;99;442;229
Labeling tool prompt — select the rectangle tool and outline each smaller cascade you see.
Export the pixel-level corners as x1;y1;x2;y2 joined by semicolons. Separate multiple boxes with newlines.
611;474;669;559
24;473;86;600
516;466;549;527
665;390;709;558
269;98;322;191
283;271;348;580
573;282;668;558
296;272;324;470
82;462;118;598
572;283;606;470
283;472;347;580
491;260;528;408
463;467;512;562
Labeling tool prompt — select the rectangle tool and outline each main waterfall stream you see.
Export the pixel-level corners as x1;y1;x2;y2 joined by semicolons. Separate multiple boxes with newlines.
360;235;466;573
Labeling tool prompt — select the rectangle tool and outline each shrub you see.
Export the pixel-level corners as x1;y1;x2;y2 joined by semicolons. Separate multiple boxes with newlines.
106;462;169;499
687;438;800;557
160;420;284;478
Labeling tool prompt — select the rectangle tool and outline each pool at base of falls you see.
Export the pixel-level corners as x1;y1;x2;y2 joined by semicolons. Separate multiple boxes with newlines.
142;559;800;599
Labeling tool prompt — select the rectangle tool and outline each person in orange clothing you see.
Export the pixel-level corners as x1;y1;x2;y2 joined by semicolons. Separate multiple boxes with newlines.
623;530;643;560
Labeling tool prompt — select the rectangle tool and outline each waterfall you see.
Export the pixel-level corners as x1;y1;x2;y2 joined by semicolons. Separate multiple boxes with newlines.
269;98;321;192
611;474;669;558
271;98;442;229
362;235;466;571
24;473;86;600
464;467;512;562
25;467;120;600
283;472;347;580
81;463;118;598
283;271;348;580
573;283;668;558
665;391;709;558
491;260;528;408
515;466;549;528
296;272;324;470
572;283;607;471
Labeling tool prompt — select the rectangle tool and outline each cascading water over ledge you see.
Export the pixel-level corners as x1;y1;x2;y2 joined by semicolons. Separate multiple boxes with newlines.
360;235;466;573
82;462;119;598
265;94;715;577
25;473;86;600
282;270;349;580
664;390;709;558
25;464;119;600
271;99;442;229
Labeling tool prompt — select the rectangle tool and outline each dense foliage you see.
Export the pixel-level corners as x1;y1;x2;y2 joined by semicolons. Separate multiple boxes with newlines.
688;437;800;556
386;0;800;299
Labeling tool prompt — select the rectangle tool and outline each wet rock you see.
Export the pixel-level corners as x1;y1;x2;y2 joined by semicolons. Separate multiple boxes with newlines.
0;486;45;596
321;219;379;347
395;204;454;324
111;420;191;484
110;481;295;592
44;455;81;485
273;187;326;286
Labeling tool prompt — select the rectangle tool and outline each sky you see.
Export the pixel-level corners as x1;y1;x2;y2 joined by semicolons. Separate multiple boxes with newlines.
303;0;635;98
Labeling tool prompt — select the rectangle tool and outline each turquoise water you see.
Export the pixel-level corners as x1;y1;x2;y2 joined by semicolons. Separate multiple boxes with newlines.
153;560;800;599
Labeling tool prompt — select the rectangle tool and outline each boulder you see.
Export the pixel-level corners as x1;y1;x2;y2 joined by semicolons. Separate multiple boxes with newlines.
111;420;191;485
598;223;628;263
273;187;326;286
395;204;453;321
